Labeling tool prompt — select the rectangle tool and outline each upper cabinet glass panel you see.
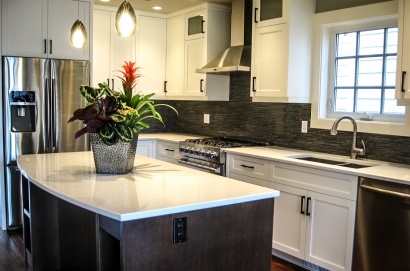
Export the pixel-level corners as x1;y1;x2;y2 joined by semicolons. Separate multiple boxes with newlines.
188;15;204;36
260;0;283;21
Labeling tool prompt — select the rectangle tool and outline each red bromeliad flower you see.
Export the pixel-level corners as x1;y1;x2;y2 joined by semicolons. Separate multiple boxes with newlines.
116;61;141;93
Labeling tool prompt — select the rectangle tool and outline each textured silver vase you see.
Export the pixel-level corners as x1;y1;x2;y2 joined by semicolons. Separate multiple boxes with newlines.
90;133;139;174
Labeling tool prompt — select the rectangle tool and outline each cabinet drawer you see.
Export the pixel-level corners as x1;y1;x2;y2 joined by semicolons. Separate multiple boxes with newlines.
227;154;271;181
273;162;358;200
157;141;181;159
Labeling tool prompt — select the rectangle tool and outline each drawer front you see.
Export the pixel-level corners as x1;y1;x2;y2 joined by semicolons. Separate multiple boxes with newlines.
229;172;273;188
227;154;271;181
157;141;181;159
273;162;358;200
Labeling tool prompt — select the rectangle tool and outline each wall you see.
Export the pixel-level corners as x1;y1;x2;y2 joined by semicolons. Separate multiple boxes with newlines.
147;72;410;165
315;0;393;13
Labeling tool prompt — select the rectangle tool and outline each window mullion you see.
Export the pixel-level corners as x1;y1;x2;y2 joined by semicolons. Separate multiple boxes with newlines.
354;31;360;113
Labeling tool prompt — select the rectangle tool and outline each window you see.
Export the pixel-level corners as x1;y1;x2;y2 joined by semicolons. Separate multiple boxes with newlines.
332;27;405;117
310;1;410;137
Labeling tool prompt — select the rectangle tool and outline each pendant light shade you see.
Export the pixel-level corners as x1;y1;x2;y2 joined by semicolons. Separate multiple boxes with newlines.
70;0;87;48
70;19;87;48
115;0;137;37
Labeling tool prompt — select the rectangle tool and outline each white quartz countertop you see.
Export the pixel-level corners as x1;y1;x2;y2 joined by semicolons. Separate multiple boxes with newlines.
225;146;410;186
17;152;279;222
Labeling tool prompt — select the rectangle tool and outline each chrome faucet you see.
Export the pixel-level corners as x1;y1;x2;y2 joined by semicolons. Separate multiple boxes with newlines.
330;115;366;159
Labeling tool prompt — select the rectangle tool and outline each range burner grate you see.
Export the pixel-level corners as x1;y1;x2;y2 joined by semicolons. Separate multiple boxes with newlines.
184;137;270;148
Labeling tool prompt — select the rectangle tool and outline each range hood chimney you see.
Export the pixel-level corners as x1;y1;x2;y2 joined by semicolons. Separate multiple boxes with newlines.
196;0;252;73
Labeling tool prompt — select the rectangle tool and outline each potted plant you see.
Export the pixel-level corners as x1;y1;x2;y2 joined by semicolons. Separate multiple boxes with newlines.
68;61;177;174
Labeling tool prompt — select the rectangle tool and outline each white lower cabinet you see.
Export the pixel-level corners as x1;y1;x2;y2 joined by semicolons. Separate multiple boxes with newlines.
272;183;356;271
136;139;155;158
227;153;357;271
272;162;357;271
157;140;181;164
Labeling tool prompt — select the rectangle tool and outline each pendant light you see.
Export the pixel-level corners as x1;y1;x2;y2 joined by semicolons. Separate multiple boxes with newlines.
115;0;137;37
70;0;87;48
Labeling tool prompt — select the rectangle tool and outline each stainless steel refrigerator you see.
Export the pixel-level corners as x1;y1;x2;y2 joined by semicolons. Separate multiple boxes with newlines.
3;56;90;229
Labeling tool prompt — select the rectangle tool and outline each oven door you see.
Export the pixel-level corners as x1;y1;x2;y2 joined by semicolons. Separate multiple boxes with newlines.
178;157;225;176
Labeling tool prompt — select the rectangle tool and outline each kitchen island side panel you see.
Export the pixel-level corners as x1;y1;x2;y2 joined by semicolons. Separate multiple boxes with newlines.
119;198;274;271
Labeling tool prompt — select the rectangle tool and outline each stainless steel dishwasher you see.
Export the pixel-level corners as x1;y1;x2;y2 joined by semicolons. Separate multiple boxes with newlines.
352;177;410;271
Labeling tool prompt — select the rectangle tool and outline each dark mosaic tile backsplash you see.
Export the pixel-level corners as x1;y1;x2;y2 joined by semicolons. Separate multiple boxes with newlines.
145;73;410;165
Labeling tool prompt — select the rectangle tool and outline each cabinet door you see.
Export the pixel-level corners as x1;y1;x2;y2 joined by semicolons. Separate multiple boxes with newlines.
136;140;154;158
137;15;167;96
48;0;90;60
253;0;286;28
92;9;111;86
2;0;48;57
251;24;287;98
396;0;410;104
305;192;356;271
110;12;136;92
185;38;206;96
272;183;307;259
165;15;185;96
185;9;206;40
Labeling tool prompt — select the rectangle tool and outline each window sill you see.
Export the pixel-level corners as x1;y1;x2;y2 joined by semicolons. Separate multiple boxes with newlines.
310;115;410;136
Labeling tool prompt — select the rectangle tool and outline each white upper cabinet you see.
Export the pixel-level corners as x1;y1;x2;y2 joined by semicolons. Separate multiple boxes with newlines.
254;0;287;27
2;0;91;60
93;6;135;89
396;0;410;105
136;14;167;97
165;14;185;97
251;0;314;103
164;3;231;101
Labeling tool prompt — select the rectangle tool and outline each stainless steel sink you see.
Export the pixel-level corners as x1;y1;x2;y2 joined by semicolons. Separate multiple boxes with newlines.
294;156;375;169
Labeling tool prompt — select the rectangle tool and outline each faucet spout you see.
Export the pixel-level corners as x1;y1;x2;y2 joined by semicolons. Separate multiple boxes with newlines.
330;116;365;159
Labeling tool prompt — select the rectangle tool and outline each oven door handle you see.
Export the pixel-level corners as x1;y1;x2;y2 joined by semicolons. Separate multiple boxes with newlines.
177;159;221;174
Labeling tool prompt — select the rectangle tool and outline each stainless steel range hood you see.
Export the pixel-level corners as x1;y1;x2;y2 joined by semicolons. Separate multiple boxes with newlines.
196;0;252;73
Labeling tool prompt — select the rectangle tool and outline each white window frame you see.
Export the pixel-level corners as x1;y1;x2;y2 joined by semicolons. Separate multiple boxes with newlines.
310;0;410;137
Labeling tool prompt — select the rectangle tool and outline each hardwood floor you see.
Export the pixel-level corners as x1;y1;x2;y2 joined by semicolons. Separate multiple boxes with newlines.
0;229;305;271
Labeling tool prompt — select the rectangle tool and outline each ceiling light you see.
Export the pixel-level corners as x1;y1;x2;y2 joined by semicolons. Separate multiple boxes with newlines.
153;6;162;10
115;0;137;37
100;0;110;2
70;0;87;48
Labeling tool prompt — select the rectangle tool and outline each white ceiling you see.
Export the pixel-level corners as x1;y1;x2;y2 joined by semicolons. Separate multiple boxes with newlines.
94;0;232;14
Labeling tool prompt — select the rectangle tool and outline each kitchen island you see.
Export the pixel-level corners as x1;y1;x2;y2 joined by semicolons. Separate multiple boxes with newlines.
17;151;279;271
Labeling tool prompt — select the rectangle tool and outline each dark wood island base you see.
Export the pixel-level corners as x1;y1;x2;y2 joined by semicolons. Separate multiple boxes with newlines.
23;176;274;271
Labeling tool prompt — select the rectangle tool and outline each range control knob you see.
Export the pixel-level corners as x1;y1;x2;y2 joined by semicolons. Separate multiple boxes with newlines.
198;149;206;156
209;151;218;159
179;145;185;152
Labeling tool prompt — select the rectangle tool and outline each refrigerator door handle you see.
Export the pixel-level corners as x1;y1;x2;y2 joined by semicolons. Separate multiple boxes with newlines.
46;78;52;152
51;78;57;152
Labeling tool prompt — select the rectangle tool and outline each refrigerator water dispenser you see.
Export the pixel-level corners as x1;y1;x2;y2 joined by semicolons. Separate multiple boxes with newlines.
9;91;36;132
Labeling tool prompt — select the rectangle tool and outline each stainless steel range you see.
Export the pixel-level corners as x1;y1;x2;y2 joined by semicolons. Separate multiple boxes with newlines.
178;137;270;176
